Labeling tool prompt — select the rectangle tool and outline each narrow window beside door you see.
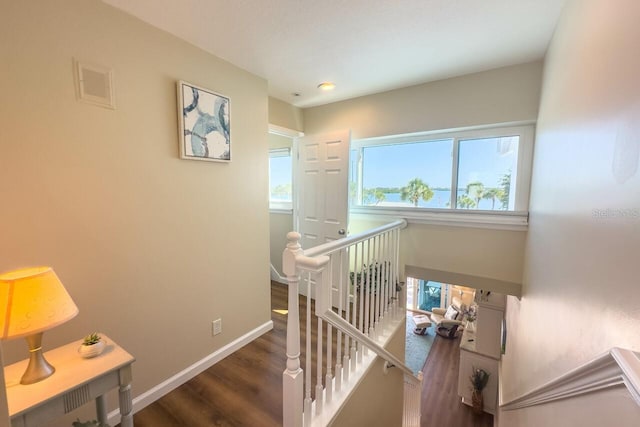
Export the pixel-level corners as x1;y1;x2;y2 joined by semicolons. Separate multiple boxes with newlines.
269;148;292;211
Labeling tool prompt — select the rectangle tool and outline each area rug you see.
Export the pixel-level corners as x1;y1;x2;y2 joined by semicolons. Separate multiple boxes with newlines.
405;315;435;375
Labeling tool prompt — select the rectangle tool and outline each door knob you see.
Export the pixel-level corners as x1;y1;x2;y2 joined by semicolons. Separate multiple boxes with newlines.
338;229;346;235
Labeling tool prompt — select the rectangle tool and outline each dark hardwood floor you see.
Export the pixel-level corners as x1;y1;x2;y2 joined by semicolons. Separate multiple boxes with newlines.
130;282;493;426
420;335;493;427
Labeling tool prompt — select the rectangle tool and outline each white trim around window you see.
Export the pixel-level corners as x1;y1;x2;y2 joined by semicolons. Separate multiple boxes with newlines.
350;122;535;230
350;208;528;231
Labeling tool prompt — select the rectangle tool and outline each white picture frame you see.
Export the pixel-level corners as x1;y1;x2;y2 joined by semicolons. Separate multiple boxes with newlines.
177;80;230;162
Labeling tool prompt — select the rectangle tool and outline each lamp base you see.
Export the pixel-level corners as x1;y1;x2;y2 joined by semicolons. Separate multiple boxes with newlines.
21;333;55;385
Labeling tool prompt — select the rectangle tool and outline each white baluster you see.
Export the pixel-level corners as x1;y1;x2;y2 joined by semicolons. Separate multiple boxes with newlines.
378;234;384;337
315;316;323;415
395;228;402;320
341;248;350;383
373;235;380;339
391;229;397;320
325;322;333;404
357;241;365;362
384;233;393;322
305;273;312;426
381;232;388;329
350;244;359;372
334;253;343;392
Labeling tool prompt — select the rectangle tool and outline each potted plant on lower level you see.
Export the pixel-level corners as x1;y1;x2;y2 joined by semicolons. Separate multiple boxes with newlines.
469;367;490;414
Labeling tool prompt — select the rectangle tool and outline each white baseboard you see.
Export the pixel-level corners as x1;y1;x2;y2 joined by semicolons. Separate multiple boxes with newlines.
270;263;288;284
107;320;274;424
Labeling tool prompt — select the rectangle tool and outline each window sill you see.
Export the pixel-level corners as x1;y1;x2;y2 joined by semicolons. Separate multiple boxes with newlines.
270;208;293;215
350;206;528;231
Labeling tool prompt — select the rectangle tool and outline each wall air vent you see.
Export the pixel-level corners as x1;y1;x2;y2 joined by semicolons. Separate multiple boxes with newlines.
74;60;115;109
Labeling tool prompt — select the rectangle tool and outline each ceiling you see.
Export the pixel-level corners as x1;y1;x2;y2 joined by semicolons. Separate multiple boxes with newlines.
102;0;567;108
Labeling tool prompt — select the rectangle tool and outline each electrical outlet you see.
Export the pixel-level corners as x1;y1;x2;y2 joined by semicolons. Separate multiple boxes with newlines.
212;318;222;336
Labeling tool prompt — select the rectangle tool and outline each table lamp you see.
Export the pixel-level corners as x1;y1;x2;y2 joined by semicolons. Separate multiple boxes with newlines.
0;266;79;384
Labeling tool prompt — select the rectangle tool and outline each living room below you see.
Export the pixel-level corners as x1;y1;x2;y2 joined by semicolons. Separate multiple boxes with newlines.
404;271;507;416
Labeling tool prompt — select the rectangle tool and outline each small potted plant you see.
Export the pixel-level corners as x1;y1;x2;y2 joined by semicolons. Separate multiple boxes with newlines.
78;332;106;358
469;367;490;414
465;313;477;332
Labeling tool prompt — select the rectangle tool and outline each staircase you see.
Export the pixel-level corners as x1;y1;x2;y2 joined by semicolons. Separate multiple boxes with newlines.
282;219;422;426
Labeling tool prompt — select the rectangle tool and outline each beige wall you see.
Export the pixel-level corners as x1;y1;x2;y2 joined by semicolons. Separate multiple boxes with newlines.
499;0;640;424
331;319;405;427
351;216;526;285
304;61;543;140
269;212;292;277
268;131;293;150
0;0;271;419
269;96;304;132
401;223;525;284
303;64;541;285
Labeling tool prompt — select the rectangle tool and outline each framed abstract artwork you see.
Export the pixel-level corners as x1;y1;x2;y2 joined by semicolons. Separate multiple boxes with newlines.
177;80;230;162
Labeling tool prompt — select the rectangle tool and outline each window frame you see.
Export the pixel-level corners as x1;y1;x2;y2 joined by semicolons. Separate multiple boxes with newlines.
350;123;534;230
269;147;293;212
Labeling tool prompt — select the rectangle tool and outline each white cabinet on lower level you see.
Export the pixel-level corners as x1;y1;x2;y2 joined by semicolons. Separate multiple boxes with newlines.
458;328;500;414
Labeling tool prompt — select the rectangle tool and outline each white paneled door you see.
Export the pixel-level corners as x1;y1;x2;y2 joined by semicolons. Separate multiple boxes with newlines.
294;130;350;249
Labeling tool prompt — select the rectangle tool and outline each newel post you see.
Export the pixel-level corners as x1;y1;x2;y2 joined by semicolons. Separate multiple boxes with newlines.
283;231;304;427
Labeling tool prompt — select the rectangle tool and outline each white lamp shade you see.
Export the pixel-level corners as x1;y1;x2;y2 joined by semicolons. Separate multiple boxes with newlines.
0;266;79;340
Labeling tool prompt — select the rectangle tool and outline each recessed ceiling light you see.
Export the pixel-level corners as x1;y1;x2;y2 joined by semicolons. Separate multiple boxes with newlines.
317;82;336;91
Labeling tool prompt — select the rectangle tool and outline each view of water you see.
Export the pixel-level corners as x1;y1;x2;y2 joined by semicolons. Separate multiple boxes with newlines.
272;189;506;210
371;190;500;210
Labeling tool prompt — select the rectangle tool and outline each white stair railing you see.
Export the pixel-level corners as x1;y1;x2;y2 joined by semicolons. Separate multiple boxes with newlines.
282;219;422;427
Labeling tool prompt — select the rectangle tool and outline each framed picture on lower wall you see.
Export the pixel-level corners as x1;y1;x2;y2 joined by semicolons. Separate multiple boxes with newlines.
177;80;230;162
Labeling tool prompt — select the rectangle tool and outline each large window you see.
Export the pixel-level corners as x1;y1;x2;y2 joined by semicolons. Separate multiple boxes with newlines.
456;136;518;210
351;125;533;221
360;139;453;208
269;148;292;210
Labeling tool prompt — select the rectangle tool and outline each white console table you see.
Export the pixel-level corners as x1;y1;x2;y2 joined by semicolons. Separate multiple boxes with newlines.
458;327;499;414
4;334;135;427
457;292;505;415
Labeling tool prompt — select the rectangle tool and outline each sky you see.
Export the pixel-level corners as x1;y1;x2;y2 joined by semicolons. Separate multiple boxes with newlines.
361;136;518;190
269;155;292;196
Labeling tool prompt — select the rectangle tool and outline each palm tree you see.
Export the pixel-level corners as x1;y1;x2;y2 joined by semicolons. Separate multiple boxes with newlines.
349;181;358;205
457;194;476;209
400;178;434;207
373;189;385;205
466;181;485;208
482;188;505;210
363;188;386;205
272;183;292;199
499;172;511;209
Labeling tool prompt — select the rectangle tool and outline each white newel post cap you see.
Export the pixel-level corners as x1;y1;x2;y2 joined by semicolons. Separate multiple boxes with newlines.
283;232;302;277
